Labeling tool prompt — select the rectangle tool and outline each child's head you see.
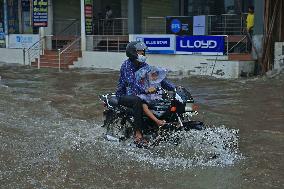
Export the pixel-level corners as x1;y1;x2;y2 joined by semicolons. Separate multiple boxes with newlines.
147;66;167;84
149;71;159;82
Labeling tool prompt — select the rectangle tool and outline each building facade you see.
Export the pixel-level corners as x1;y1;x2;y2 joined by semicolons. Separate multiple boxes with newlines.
0;0;257;37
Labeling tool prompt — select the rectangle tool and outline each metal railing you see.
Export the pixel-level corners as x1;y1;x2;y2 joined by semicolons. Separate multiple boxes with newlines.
227;35;248;54
208;14;246;35
87;35;129;52
96;18;128;35
53;19;80;36
87;34;249;55
143;14;246;35
92;14;246;36
86;34;249;55
53;19;80;50
25;36;45;68
25;35;55;68
58;37;81;71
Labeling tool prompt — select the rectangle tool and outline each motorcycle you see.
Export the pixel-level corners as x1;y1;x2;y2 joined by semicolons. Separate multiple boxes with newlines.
99;87;205;147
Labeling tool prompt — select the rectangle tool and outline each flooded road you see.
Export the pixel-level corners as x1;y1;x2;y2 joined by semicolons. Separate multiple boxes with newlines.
0;63;283;188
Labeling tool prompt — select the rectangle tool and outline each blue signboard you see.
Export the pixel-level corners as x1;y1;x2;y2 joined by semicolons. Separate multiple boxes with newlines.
132;34;175;54
170;19;182;33
166;16;193;35
176;36;225;55
143;38;170;48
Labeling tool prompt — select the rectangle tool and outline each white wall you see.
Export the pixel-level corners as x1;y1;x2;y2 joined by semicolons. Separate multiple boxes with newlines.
73;51;255;79
274;42;284;70
0;48;25;65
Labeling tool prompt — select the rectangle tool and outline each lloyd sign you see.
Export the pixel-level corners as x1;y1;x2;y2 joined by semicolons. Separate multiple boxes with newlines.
130;34;175;54
176;36;225;55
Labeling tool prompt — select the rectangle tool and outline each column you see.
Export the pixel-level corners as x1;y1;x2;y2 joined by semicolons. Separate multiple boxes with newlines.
253;0;264;35
4;0;8;47
43;0;53;50
127;0;141;34
81;0;86;51
179;0;185;16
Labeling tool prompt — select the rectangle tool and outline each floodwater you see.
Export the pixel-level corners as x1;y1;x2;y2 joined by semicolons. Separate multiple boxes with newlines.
0;63;283;189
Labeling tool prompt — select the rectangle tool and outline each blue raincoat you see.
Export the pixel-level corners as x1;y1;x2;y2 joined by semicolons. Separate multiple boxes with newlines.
135;65;168;103
116;59;176;98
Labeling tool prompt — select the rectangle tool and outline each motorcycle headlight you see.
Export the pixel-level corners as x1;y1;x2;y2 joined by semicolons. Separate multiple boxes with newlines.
185;103;193;111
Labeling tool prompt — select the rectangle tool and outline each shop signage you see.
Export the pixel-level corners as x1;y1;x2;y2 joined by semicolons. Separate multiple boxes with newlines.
33;0;48;27
0;32;5;48
85;0;93;35
131;34;175;54
9;34;39;49
176;36;225;55
166;16;193;35
193;15;208;35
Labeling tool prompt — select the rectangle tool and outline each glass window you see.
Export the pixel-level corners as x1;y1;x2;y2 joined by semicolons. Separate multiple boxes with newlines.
7;0;19;34
21;0;33;33
186;0;225;16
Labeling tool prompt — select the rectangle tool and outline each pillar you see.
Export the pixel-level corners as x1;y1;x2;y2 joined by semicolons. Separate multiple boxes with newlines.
43;0;53;50
4;0;8;47
253;0;264;35
81;0;86;51
128;0;141;34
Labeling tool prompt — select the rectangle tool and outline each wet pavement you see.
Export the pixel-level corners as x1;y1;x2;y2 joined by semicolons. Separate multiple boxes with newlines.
0;63;283;188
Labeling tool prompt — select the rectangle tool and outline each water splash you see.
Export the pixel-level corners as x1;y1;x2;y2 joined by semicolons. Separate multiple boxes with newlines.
94;125;242;169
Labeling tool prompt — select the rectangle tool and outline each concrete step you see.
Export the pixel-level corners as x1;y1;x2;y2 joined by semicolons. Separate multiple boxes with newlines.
227;35;247;43
31;62;71;69
52;35;76;41
35;57;78;64
40;53;80;59
44;50;58;55
228;53;254;61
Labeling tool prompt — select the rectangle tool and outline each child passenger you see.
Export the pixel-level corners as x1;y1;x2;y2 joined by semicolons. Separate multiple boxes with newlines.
135;66;167;127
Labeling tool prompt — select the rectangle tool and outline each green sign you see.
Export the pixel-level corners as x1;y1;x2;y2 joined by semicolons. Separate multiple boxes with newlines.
85;0;93;35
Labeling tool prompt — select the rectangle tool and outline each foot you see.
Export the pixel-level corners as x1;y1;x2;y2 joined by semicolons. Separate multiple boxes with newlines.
134;137;149;148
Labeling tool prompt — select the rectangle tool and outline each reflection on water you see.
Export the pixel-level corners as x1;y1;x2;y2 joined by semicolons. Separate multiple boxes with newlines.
0;64;283;188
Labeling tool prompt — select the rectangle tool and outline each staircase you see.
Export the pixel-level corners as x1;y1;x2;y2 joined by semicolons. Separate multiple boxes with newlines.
31;49;82;69
31;37;81;69
226;35;255;61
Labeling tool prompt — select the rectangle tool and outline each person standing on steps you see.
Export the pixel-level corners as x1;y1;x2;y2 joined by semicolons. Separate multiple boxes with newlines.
246;5;254;53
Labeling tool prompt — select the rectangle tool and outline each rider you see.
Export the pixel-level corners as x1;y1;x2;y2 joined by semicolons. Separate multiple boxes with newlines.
115;41;175;145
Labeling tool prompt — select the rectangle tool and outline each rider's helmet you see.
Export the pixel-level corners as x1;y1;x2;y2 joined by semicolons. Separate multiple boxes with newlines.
126;41;148;63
